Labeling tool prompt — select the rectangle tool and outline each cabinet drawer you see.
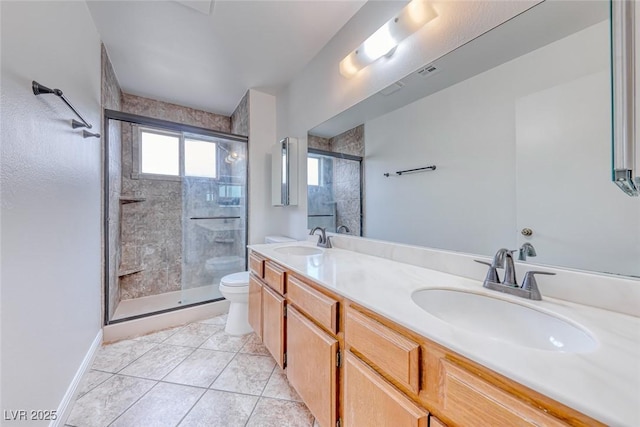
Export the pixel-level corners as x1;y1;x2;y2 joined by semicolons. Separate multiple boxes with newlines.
249;252;265;278
346;309;420;394
287;276;338;334
264;261;286;295
440;359;566;426
344;351;428;427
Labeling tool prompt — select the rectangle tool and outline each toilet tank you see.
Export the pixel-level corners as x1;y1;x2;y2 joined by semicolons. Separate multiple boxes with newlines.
265;235;296;244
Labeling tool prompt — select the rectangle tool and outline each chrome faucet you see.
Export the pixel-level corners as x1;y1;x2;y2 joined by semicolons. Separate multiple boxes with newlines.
337;225;350;234
492;248;517;287
518;242;537;261
309;227;332;248
475;248;555;300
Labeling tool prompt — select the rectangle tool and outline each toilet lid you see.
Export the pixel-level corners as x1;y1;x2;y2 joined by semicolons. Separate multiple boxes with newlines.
221;271;250;287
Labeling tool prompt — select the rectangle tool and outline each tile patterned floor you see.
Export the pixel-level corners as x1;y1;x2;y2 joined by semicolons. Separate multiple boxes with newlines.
66;314;318;427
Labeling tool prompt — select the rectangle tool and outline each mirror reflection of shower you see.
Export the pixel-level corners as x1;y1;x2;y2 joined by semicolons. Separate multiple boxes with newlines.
307;146;363;235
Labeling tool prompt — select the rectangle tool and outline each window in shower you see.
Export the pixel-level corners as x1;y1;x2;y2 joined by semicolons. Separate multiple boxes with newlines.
137;128;218;179
104;110;248;325
308;156;320;186
140;129;180;176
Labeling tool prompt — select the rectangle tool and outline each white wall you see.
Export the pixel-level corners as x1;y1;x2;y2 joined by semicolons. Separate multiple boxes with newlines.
364;21;640;276
248;89;289;243
1;1;102;422
276;0;539;240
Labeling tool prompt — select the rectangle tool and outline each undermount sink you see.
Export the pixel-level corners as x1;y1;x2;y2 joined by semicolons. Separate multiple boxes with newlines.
411;289;597;353
273;246;324;256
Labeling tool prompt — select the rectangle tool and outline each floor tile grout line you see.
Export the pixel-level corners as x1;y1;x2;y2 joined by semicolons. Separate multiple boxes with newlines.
202;344;242;389
157;344;200;383
117;343;197;380
110;341;162;375
105;379;162;427
242;362;279;426
260;364;279;397
175;387;209;427
75;371;115;400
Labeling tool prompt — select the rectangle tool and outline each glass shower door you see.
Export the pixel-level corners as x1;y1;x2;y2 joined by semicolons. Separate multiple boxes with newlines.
181;135;247;305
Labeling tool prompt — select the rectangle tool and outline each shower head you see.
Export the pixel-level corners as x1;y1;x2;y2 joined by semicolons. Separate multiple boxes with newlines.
32;81;62;96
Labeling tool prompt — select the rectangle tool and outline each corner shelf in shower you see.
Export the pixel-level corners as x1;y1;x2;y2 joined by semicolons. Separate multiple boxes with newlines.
117;267;144;277
119;196;146;204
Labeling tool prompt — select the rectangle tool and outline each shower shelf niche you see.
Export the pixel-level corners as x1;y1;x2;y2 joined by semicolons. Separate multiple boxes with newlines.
118;267;144;277
119;196;146;204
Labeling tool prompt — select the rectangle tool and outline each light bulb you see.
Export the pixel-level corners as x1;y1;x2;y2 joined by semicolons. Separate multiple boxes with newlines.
363;23;397;61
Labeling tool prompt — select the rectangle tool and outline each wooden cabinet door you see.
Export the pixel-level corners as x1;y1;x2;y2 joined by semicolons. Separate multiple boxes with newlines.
286;306;338;427
248;275;263;340
262;284;285;368
344;351;428;427
438;359;566;427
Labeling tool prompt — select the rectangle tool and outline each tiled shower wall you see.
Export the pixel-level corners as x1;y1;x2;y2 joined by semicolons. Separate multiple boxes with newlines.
307;125;364;235
330;125;363;236
102;45;122;319
231;91;249;136
116;94;248;300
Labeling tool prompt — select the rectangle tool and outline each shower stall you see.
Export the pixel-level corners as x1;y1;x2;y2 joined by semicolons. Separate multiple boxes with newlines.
104;110;248;324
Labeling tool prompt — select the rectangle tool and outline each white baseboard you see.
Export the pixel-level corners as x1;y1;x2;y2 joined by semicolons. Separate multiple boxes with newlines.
51;329;103;427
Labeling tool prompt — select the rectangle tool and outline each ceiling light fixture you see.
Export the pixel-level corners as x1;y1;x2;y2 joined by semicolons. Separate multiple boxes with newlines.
339;0;437;78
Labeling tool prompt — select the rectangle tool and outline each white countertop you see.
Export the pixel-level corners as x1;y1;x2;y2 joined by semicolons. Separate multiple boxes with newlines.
248;241;640;426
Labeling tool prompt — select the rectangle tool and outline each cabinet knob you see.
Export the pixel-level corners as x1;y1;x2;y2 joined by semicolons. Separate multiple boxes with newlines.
521;228;533;236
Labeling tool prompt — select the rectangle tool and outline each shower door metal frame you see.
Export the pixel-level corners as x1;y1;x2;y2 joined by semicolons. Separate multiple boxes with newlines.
102;109;249;325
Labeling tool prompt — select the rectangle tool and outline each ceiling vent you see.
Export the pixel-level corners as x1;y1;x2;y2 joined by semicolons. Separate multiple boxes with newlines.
378;81;405;96
417;64;439;78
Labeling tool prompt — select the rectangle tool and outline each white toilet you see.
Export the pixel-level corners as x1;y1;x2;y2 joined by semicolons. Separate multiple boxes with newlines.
218;235;296;335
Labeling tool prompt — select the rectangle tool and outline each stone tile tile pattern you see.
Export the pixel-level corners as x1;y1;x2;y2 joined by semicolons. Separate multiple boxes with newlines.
111;382;203;427
330;124;364;157
330;125;363;236
121;93;231;132
308;135;331;151
211;353;276;395
65;314;317;427
67;375;156;427
247;398;314;427
102;44;123;319
231;90;249;136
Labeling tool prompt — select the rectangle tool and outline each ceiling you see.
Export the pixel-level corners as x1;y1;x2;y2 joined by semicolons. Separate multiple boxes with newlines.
87;0;366;116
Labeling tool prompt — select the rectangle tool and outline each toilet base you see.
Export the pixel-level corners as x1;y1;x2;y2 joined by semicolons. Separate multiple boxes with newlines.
225;302;252;335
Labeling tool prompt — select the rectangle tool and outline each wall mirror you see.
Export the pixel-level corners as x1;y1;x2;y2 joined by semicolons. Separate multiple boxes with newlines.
308;0;640;278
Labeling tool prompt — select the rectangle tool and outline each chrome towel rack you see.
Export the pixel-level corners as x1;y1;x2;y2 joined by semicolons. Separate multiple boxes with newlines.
32;80;100;138
384;165;436;177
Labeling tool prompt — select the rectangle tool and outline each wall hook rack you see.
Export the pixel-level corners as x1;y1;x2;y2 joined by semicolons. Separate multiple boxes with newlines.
384;165;436;177
82;130;100;139
32;80;99;137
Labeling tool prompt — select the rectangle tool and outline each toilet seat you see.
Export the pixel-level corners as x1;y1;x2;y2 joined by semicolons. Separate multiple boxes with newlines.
220;271;250;287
